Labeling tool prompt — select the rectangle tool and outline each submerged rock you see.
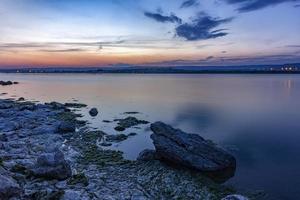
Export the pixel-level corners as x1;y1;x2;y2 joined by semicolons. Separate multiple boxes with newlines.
106;134;128;142
150;122;236;182
117;116;149;128
114;126;125;132
128;132;137;137
0;174;22;199
89;108;98;117
30;150;72;180
114;116;149;131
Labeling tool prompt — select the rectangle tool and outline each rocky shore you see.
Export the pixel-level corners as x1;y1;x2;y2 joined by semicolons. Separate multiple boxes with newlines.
0;98;248;200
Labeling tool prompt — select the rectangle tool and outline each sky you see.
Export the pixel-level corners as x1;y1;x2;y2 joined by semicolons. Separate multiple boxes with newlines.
0;0;300;68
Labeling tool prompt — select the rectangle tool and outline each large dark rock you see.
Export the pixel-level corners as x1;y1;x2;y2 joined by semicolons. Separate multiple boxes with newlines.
89;108;98;117
0;174;22;200
150;122;236;181
0;81;13;86
30;150;72;180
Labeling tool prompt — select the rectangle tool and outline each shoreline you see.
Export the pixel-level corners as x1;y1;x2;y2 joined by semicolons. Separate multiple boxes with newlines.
0;97;249;199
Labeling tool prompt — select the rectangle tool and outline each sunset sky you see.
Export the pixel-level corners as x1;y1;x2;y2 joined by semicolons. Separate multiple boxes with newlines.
0;0;300;68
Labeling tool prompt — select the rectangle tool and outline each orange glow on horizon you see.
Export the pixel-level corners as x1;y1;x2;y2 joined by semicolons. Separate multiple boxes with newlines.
0;50;209;67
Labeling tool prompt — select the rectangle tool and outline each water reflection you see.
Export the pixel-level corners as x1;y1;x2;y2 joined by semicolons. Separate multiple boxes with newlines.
172;103;219;132
0;73;300;200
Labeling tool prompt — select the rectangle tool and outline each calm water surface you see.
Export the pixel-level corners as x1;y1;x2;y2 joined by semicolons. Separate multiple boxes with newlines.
0;73;300;200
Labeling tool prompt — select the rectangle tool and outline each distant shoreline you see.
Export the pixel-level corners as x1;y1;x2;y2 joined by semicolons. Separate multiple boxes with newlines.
1;71;300;74
0;63;299;74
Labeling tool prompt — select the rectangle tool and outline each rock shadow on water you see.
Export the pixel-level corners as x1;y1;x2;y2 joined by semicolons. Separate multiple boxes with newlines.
172;103;220;131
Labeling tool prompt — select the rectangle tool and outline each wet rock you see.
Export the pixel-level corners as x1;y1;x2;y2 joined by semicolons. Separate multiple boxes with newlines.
46;101;65;110
114;126;125;132
30;150;72;180
0;174;21;199
115;116;149;130
106;134;128;142
137;149;158;161
128;132;137;137
222;194;249;200
0;133;8;142
89;108;98;117
0;81;14;86
99;142;112;147
57;121;75;133
150;122;236;180
17;97;25;101
102;120;111;123
64;103;87;108
123;111;140;115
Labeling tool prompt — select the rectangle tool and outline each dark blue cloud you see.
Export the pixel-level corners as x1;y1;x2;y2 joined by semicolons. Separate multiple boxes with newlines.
223;0;300;12
180;0;199;8
175;14;233;41
144;12;182;24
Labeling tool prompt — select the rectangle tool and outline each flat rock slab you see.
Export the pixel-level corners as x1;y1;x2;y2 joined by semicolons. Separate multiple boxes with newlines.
150;122;236;180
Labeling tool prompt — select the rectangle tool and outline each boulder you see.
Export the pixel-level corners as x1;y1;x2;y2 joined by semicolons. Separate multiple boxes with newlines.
0;81;13;86
0;174;21;200
17;97;25;101
30;150;72;180
137;149;158;161
150;122;236;180
89;108;98;117
57;122;75;133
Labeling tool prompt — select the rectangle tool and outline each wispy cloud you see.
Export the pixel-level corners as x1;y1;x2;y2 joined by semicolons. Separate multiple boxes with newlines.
0;38;187;53
175;13;233;41
180;0;199;8
144;12;182;24
223;0;300;12
285;45;300;48
39;48;86;53
145;53;300;66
